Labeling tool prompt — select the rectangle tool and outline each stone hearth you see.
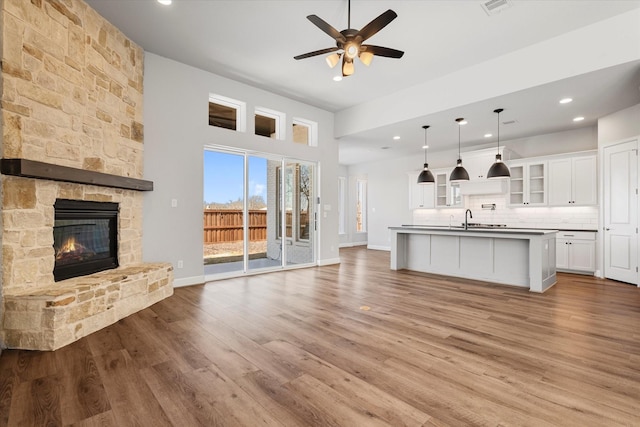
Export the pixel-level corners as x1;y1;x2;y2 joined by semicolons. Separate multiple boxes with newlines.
0;0;173;350
3;263;172;350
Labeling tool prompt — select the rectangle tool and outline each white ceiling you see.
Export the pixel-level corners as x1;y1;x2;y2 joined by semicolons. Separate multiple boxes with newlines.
85;0;640;164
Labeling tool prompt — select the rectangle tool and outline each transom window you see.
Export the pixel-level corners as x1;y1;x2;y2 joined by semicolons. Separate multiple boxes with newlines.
255;107;285;140
209;94;246;132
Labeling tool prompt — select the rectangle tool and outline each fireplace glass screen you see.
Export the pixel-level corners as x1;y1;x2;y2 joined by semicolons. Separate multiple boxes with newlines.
53;199;118;281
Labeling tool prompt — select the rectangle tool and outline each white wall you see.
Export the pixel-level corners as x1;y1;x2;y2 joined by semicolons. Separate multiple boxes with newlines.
346;127;598;250
143;53;339;285
598;103;640;144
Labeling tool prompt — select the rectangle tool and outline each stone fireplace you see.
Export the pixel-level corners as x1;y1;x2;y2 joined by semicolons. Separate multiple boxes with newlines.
0;0;173;350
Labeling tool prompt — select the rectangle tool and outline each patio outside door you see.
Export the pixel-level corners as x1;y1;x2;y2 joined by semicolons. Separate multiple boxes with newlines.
204;148;316;278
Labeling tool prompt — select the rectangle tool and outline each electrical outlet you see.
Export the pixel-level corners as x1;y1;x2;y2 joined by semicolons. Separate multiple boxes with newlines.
171;199;178;208
177;260;183;268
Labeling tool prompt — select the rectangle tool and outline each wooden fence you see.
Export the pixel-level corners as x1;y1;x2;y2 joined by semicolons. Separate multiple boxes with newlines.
204;209;267;244
204;209;311;243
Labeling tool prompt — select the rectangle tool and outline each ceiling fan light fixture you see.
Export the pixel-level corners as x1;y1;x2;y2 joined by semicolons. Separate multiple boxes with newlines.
342;59;354;76
345;43;359;60
326;52;341;68
293;0;403;77
359;51;374;66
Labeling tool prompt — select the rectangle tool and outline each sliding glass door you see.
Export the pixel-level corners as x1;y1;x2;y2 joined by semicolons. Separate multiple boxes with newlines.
247;155;281;272
203;150;245;274
204;148;316;278
283;161;315;266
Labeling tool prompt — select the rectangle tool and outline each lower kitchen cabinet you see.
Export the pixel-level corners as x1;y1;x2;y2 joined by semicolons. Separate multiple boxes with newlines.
556;231;596;273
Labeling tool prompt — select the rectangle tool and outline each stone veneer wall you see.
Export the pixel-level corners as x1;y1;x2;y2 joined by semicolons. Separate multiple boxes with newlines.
0;0;172;350
1;0;144;175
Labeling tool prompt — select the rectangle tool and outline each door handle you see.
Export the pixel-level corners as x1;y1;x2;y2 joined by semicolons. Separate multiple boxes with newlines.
605;227;610;231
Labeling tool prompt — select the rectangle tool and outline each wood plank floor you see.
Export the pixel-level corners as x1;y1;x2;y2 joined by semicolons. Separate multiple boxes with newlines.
1;246;639;426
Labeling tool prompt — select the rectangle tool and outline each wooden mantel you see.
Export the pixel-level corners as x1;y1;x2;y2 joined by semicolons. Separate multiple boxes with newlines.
1;158;153;191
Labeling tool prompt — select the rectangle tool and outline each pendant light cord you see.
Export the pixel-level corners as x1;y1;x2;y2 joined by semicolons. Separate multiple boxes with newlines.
458;123;461;158
497;110;500;153
424;126;428;164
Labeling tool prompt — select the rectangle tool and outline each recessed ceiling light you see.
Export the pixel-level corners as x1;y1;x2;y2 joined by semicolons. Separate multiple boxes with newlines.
157;0;172;5
393;136;400;140
333;75;342;82
484;133;492;138
422;145;429;149
573;116;585;122
559;98;573;104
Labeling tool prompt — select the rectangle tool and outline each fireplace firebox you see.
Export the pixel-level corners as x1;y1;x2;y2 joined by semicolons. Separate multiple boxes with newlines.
53;199;119;281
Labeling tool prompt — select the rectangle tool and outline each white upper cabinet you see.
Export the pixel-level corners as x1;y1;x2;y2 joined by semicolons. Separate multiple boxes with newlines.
548;154;597;206
408;172;435;209
457;148;509;195
508;161;547;206
433;169;462;208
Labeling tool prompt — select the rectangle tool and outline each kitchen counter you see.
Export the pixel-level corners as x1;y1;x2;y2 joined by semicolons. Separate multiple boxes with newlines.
403;224;596;233
389;225;557;292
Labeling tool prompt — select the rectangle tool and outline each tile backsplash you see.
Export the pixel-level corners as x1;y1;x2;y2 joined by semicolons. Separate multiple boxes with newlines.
413;194;598;230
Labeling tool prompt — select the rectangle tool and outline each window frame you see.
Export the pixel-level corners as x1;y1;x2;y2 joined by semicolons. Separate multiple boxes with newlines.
292;117;318;147
255;107;285;140
208;94;246;132
356;179;367;233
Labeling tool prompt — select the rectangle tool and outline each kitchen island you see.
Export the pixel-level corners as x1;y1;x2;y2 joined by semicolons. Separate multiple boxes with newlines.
389;226;558;292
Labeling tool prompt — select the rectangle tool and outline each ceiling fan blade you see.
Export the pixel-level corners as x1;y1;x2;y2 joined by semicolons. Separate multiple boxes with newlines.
362;45;404;59
358;9;397;42
294;47;340;60
307;15;347;43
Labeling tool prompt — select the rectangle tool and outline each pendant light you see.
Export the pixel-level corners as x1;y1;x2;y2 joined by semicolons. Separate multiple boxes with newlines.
487;108;511;179
417;125;435;184
449;118;469;182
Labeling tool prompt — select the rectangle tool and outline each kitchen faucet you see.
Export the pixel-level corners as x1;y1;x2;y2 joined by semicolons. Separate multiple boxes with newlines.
465;209;473;230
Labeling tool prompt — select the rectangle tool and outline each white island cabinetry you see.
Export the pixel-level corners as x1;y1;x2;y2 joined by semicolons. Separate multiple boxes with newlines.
390;226;557;293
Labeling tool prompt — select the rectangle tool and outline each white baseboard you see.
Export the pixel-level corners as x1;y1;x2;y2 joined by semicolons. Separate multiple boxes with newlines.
318;257;341;266
339;241;368;248
367;245;391;252
172;275;206;288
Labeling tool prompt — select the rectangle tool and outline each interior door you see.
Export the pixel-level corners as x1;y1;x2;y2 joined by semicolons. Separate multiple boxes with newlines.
603;140;638;285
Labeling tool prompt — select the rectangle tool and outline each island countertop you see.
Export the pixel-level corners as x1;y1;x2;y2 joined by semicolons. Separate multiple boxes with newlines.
389;226;557;293
393;225;559;235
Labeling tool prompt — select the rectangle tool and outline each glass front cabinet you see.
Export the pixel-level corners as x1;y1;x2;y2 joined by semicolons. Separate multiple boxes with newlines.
508;161;547;206
434;170;462;208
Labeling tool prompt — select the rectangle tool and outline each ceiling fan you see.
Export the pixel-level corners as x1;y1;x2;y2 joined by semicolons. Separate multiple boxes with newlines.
294;0;404;77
